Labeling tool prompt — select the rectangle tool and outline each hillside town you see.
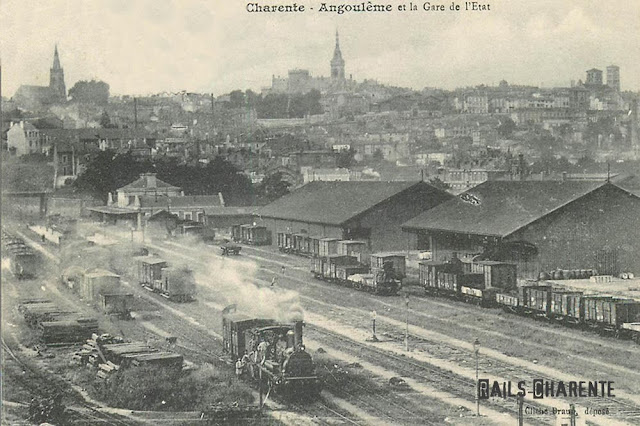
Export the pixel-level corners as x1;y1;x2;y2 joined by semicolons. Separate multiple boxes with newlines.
4;35;640;198
2;27;640;426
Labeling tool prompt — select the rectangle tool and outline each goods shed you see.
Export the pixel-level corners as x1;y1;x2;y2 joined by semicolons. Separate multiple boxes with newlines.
402;181;640;279
258;181;452;252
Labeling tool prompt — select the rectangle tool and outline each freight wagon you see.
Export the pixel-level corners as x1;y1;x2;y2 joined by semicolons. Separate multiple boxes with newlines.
311;253;404;295
233;224;272;245
418;260;514;307
6;247;38;279
137;257;196;302
582;296;640;334
2;230;39;279
493;285;640;337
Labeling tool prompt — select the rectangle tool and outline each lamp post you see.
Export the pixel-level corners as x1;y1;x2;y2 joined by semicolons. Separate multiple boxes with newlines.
474;338;480;417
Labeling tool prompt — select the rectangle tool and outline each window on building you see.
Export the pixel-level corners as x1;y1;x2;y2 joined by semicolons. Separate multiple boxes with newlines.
197;212;204;223
61;155;68;163
184;212;192;221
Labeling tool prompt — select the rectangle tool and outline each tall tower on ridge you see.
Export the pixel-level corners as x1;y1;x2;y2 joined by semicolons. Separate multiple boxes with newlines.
49;45;66;102
330;31;345;81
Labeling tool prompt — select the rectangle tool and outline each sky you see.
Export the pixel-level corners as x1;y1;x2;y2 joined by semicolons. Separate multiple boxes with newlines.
1;0;639;97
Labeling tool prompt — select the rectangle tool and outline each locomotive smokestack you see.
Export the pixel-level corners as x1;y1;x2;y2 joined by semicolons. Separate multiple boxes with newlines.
286;330;295;348
294;321;303;347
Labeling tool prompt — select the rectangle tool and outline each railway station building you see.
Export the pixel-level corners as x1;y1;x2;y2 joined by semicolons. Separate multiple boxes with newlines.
402;181;640;279
258;181;453;252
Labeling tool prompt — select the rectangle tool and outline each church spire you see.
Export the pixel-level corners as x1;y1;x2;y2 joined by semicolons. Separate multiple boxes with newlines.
50;44;66;101
333;31;342;61
52;44;61;70
330;31;345;81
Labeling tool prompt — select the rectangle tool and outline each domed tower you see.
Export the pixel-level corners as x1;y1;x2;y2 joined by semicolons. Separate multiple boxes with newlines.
330;31;345;81
49;45;66;102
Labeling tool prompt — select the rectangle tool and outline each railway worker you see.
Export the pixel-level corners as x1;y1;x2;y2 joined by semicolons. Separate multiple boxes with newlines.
257;340;269;363
235;358;244;378
271;276;278;287
241;350;250;367
275;335;287;362
281;265;286;275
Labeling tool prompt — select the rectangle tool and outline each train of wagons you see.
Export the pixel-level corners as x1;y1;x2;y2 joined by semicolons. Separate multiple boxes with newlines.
136;256;197;302
231;224;272;246
278;234;405;296
419;258;640;341
1;229;38;279
222;305;320;398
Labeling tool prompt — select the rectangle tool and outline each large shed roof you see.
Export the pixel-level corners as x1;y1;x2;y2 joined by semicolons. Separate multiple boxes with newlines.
259;180;441;226
402;180;620;237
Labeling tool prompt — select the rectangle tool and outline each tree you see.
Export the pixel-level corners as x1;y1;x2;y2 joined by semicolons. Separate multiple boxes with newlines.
372;149;384;161
73;151;150;200
228;90;246;109
497;117;516;138
428;177;451;191
68;80;110;104
256;172;290;205
336;147;356;169
100;111;116;128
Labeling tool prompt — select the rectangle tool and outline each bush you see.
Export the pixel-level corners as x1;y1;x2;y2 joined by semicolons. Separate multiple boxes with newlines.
92;364;254;412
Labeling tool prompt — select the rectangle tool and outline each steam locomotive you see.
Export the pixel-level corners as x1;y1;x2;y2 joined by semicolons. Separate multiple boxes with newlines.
222;306;320;399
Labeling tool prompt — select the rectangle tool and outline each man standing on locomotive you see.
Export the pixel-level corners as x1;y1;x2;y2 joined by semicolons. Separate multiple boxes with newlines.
235;358;244;378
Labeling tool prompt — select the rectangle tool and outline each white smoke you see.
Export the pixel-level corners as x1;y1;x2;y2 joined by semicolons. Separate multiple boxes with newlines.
192;253;305;323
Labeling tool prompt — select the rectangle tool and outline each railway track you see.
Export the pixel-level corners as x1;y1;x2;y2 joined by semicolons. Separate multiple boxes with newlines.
243;244;640;357
14;228;377;425
152;237;640;424
23;225;640;425
1;335;134;426
296;295;640;426
307;325;550;426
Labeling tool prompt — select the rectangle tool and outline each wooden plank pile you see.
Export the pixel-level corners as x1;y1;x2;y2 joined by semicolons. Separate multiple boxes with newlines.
19;298;99;344
39;318;99;344
71;333;184;380
72;333;124;365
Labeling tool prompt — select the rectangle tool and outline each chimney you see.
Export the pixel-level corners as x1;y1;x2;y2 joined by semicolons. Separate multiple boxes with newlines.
294;321;304;348
19;121;24;129
145;173;157;188
286;330;295;348
218;192;225;207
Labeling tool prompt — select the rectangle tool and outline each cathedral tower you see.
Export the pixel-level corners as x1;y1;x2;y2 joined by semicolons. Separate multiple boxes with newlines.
49;45;66;101
330;31;345;81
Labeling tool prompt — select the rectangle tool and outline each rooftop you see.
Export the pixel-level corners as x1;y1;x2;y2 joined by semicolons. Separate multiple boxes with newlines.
402;181;630;238
118;173;180;192
259;180;445;226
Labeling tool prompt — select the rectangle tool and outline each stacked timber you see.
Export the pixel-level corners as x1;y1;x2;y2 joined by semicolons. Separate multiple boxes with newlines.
39;318;99;344
122;351;183;369
96;361;120;380
100;342;158;364
20;302;76;328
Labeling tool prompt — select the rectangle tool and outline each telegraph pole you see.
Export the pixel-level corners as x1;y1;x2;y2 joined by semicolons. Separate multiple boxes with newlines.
404;294;409;351
371;310;378;341
474;338;480;416
517;394;524;426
